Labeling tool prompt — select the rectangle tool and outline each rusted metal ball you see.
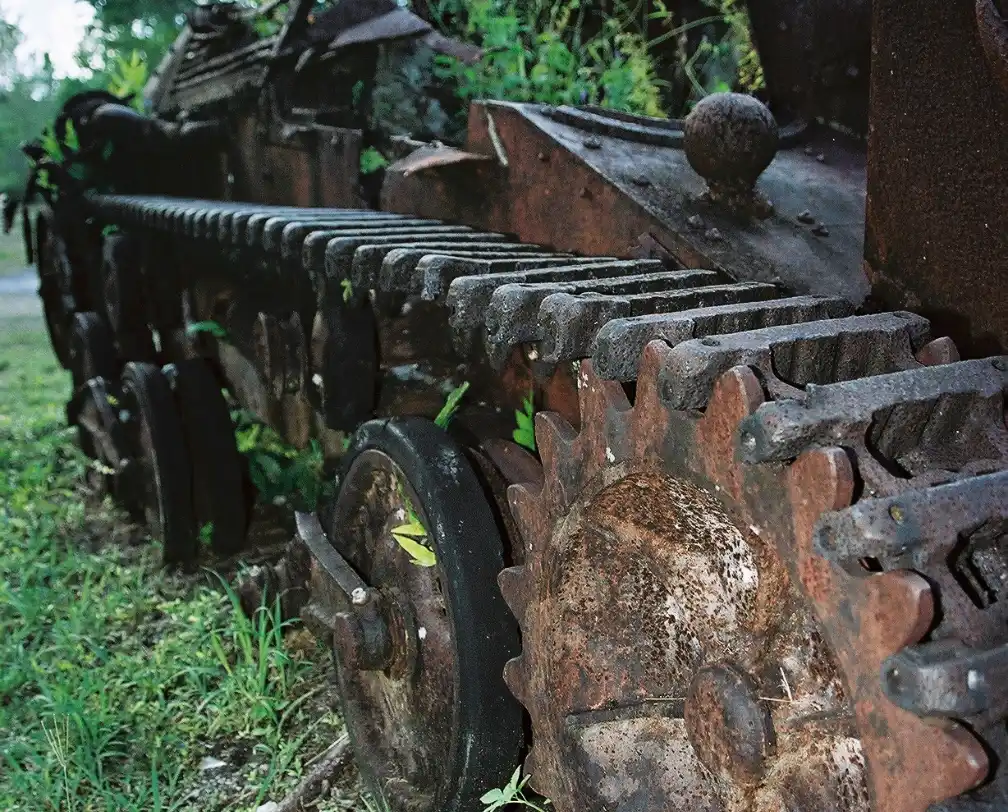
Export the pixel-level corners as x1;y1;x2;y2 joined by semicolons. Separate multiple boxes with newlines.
683;92;779;188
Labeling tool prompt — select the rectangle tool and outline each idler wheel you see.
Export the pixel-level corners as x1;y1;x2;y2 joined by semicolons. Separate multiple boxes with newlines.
317;418;523;812
119;361;196;566
165;358;248;557
36;214;74;368
101;232;156;362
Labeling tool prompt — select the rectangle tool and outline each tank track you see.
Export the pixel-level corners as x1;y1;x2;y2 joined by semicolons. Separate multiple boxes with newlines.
82;192;1008;811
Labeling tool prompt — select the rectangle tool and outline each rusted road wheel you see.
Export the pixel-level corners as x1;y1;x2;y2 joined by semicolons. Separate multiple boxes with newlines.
36;214;75;369
307;418;523;812
101;232;157;362
165;358;248;557
502;324;1008;811
119;361;196;567
68;311;119;458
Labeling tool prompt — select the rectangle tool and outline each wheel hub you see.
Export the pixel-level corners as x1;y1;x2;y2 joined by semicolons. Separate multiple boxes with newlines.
684;664;775;787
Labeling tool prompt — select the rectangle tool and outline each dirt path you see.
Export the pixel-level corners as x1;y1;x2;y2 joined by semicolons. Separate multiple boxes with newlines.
0;270;40;320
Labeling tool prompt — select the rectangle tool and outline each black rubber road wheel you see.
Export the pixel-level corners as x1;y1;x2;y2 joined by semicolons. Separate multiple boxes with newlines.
120;362;196;567
319;417;524;812
68;312;119;458
101;233;156;362
37;214;73;369
168;359;248;556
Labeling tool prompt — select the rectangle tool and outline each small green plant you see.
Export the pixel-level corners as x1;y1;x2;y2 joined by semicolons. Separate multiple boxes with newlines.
205;576;306;736
481;766;551;811
101;224;119;237
359;146;389;175
513;392;536;452
435;0;665;117
390;501;436;568
340;278;354;303
434;380;469;429
251;0;289;37
185;320;228;339
233;410;333;510
0;322;344;809
198;522;215;547
107;50;149;113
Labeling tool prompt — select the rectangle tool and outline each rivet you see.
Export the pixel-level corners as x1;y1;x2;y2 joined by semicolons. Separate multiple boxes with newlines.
537;151;548;162
584;137;602;149
687;214;705;230
351;587;369;605
812;223;830;237
705;227;724;241
797;210;815;224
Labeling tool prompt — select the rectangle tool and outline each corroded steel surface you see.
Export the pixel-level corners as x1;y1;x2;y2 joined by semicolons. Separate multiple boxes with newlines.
502;326;1008;809
383;101;870;307
865;0;1008;357
746;0;872;133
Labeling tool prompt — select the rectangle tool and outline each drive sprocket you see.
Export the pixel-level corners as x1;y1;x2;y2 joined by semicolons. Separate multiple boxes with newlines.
502;326;1008;812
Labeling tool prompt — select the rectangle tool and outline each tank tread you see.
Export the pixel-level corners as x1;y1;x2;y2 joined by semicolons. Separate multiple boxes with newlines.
738;356;1008;469
78;192;1008;809
659;310;936;410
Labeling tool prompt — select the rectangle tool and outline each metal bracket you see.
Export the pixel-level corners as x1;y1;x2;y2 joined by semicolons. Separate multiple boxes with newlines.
295;511;392;671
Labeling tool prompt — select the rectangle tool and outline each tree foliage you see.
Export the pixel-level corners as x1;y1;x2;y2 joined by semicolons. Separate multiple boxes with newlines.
75;0;191;75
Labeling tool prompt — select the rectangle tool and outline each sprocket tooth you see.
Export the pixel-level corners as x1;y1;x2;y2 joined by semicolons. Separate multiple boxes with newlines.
916;336;960;366
502;654;531;707
572;359;631;480
575;359;631;419
498;566;532;625
628;339;674;460
533;412;582;511
522;744;553;799
695;365;765;499
507;482;552;563
534;411;577;474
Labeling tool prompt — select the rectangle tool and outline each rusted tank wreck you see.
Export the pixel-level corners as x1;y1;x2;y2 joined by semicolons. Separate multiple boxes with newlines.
23;0;1008;809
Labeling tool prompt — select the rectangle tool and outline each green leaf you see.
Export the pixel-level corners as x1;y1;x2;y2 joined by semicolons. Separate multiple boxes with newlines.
391;525;436;567
391;518;427;540
434;381;469;429
254;454;284;485
340;278;353;302
185;320;228;339
513;393;536;452
102;225;120;237
359;146;388;175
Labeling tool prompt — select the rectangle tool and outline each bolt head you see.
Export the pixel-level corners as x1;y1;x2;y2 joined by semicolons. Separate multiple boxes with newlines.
351;587;369;606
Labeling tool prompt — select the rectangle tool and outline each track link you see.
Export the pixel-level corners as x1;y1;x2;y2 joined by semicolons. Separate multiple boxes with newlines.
83;193;1008;811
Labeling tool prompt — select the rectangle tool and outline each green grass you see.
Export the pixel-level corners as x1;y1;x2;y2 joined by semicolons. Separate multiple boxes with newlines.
0;318;361;811
0;207;32;277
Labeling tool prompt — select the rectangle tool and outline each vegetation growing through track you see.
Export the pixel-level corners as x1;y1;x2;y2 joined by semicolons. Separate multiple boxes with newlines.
0;316;362;811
